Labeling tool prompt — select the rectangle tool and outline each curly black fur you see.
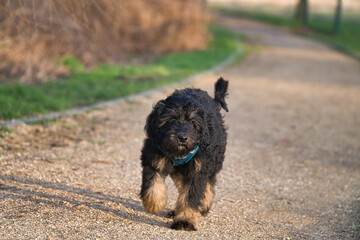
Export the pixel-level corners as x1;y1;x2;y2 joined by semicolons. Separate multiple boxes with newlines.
140;77;229;231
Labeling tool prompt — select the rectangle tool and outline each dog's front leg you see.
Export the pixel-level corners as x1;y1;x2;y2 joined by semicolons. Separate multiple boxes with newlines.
140;166;167;214
171;176;208;231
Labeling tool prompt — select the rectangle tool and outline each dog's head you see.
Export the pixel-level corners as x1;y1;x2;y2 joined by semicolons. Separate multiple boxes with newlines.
145;95;209;156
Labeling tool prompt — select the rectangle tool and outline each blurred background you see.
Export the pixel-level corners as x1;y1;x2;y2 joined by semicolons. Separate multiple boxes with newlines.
210;0;360;12
212;0;360;57
0;0;208;83
0;0;359;121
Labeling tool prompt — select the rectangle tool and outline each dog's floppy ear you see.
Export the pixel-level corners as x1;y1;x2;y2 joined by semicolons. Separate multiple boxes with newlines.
197;109;211;149
154;100;165;110
145;100;165;138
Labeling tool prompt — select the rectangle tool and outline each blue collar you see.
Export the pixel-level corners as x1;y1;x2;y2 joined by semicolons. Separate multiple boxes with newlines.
157;145;199;166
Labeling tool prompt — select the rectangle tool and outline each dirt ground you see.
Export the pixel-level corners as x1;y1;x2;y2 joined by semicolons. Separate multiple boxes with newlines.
1;17;359;239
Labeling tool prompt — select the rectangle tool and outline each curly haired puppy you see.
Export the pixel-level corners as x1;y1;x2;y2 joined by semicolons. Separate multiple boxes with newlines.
140;77;229;231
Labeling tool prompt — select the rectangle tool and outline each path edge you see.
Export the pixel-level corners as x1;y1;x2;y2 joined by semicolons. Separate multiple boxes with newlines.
1;38;243;128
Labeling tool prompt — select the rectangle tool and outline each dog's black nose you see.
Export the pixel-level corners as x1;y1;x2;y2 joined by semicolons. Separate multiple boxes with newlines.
178;135;188;143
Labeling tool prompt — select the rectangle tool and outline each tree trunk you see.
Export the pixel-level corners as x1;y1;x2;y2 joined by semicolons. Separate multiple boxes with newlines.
295;0;309;26
333;0;342;35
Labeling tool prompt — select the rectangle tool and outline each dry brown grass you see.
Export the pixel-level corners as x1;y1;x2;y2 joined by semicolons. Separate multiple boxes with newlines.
0;0;208;83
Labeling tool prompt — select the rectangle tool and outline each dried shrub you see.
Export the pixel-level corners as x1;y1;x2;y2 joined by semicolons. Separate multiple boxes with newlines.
0;0;208;83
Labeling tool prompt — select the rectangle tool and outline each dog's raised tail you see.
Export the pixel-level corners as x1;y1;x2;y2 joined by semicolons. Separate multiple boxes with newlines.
214;77;229;112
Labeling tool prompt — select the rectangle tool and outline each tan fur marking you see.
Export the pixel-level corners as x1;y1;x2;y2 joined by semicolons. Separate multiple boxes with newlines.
141;173;167;214
175;183;190;210
174;206;200;228
201;182;214;214
170;173;184;192
194;158;201;172
172;174;189;211
153;157;167;171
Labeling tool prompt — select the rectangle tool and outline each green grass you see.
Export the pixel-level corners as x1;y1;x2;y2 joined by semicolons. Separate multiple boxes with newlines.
58;56;85;73
217;7;360;58
0;126;12;137
307;13;360;56
0;26;240;120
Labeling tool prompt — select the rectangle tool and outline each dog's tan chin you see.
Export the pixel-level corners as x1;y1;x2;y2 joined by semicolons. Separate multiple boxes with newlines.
178;145;186;151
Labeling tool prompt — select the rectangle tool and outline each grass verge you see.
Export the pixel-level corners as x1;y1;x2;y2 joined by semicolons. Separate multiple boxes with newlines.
216;7;360;58
0;26;240;120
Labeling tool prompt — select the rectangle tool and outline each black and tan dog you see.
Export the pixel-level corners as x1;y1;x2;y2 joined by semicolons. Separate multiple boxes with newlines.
140;78;229;231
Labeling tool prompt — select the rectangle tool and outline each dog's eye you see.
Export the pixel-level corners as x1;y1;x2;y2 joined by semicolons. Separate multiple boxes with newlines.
158;118;175;127
167;119;175;124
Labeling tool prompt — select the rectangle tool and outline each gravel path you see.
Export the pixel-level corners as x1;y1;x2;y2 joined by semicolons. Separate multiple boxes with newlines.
1;17;359;239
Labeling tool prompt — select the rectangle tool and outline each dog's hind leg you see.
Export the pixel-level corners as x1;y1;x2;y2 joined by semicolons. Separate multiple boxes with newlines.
140;166;167;214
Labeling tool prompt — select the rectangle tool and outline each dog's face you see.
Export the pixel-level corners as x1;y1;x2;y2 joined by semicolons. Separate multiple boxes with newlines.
145;98;206;156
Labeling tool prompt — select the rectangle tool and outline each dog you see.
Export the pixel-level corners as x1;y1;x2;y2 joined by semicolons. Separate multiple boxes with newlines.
140;77;229;231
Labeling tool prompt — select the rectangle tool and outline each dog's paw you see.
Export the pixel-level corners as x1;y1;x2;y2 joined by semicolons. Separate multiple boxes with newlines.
166;210;176;219
171;220;197;231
